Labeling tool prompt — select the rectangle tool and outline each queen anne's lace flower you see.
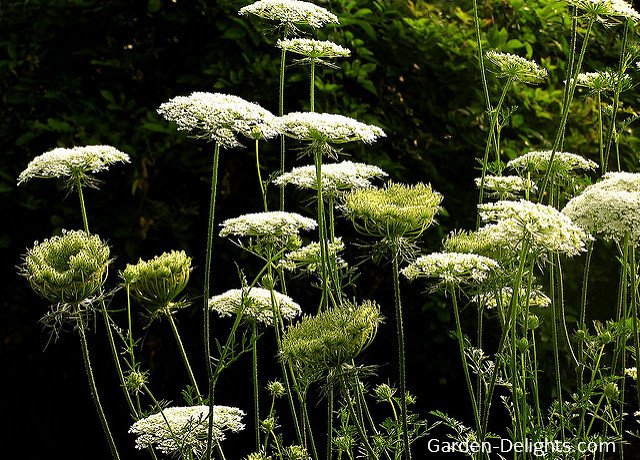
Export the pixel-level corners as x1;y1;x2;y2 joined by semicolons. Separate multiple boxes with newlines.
401;252;500;285
281;300;383;370
626;367;638;380
280;112;385;144
129;405;245;457
473;286;551;309
238;0;339;28
157;92;281;148
209;287;301;325
21;229;110;304
274;161;387;194
220;211;317;239
276;38;350;63
479;200;593;256
340;182;443;239
572;70;632;93
565;0;640;21
562;172;640;246
485;50;548;84
122;250;192;311
507;150;597;174
17;145;130;185
475;175;537;199
278;238;347;274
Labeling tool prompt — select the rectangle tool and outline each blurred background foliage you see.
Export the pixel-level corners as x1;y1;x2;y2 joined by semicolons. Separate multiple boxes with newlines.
2;0;640;458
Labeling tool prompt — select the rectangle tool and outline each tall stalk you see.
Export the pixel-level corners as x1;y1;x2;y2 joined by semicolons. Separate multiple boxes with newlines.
255;139;268;211
540;16;595;198
75;176;90;234
280;47;287;211
314;148;330;311
76;311;121;460
391;248;410;459
205;143;221;460
165;308;201;396
252;322;260;451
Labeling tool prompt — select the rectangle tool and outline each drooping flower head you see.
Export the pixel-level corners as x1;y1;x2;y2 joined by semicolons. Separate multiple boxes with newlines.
122;250;192;313
129;405;245;457
17;145;130;187
239;0;339;29
21;230;110;304
209;287;302;326
278;238;348;275
479;200;593;256
401;252;500;286
485;50;548;85
281;300;383;372
507;150;597;175
280;112;385;146
157;92;281;148
475;175;537;200
473;285;551;310
219;211;317;255
274;161;388;196
340;182;443;240
572;70;633;93
276;38;350;66
562;172;640;246
565;0;640;22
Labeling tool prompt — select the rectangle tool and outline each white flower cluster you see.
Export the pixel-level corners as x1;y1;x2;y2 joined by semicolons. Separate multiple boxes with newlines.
507;150;597;174
565;0;640;21
401;252;500;285
157;92;281;148
475;175;537;199
473;286;551;309
274;161;387;193
485;50;548;84
276;38;350;60
238;0;339;28
219;211;317;239
279;238;348;274
626;367;638;380
479;200;593;256
209;287;301;325
129;405;245;456
572;70;632;93
562;172;640;246
18;145;130;185
280;112;386;144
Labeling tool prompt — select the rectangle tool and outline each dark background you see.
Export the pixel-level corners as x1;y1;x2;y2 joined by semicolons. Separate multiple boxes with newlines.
2;0;639;458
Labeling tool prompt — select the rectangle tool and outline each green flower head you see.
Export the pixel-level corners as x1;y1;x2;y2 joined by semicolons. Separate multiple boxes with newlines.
340;182;443;240
281;300;383;372
122;250;192;312
485;50;548;85
21;229;110;304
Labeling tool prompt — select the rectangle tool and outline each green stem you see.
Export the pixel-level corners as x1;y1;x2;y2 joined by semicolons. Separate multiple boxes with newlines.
578;241;594;389
540;16;595;198
252;322;260;451
603;19;630;173
279;47;287;211
310;59;315;112
340;374;377;459
632;247;640;413
549;251;566;444
328;383;334;460
597;91;605;173
101;301;138;417
126;285;143;414
476;76;513;227
314;147;329;311
76;176;90;234
76;312;120;460
165;307;201;397
450;286;482;442
255;139;268;212
205;142;221;460
392;251;410;459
